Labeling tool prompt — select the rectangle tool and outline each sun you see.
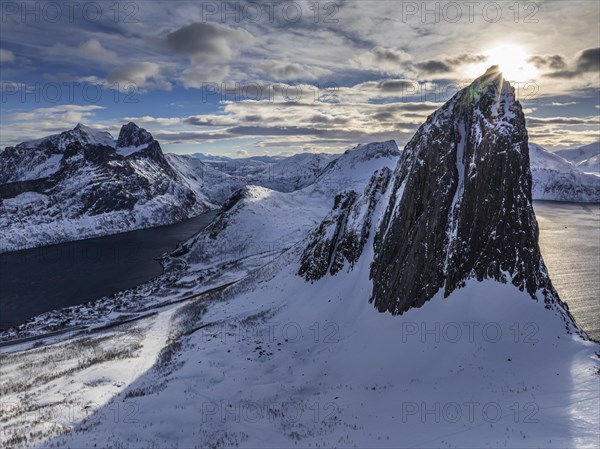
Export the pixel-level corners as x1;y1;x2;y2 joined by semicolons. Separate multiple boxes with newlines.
466;45;539;82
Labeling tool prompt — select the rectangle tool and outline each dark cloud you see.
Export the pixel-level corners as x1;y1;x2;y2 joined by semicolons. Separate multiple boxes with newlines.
528;55;567;70
541;48;599;79
546;70;578;79
414;54;485;75
576;47;600;72
165;22;251;59
243;114;263;122
371;47;410;64
377;80;417;91
184;117;222;126
415;60;451;74
446;54;487;65
372;111;395;121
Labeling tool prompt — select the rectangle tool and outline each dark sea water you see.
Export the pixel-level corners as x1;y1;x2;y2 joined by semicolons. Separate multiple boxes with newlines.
534;201;600;341
0;211;217;330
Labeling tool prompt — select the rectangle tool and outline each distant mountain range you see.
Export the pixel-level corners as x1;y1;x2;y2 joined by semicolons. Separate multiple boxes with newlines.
529;142;599;201
556;141;600;170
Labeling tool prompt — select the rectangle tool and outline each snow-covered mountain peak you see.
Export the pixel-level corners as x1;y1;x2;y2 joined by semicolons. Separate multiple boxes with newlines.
529;142;599;201
70;123;115;147
313;140;400;191
14;123;115;152
344;140;400;160
556;141;600;174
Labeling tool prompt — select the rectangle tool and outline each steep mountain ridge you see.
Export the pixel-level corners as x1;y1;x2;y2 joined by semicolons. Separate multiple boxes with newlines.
0;123;213;252
0;124;115;184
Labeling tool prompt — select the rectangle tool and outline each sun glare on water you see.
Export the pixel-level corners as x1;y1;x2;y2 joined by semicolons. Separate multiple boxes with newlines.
466;45;539;82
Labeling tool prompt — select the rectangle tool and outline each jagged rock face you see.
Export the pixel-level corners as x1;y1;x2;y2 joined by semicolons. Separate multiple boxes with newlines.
370;67;555;314
299;167;392;281
115;123;173;169
116;122;154;148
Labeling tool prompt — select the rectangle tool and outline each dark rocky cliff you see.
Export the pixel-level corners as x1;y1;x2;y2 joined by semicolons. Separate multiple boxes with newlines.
370;66;557;314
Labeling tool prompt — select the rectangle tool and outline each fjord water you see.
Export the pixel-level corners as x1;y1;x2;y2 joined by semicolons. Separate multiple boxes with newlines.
0;211;218;330
534;201;600;340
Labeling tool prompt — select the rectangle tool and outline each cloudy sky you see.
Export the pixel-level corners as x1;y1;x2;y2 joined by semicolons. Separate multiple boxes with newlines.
1;0;598;155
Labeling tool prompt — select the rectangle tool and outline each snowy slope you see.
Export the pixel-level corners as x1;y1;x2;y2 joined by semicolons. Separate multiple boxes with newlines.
556;141;600;168
5;244;597;449
529;143;600;202
578;153;600;174
165;153;245;205
5;181;597;448
164;141;401;287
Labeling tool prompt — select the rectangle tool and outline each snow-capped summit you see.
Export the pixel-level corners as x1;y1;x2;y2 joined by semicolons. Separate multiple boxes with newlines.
312;140;400;192
71;123;116;148
18;123;115;152
114;122;165;158
0;123;115;184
